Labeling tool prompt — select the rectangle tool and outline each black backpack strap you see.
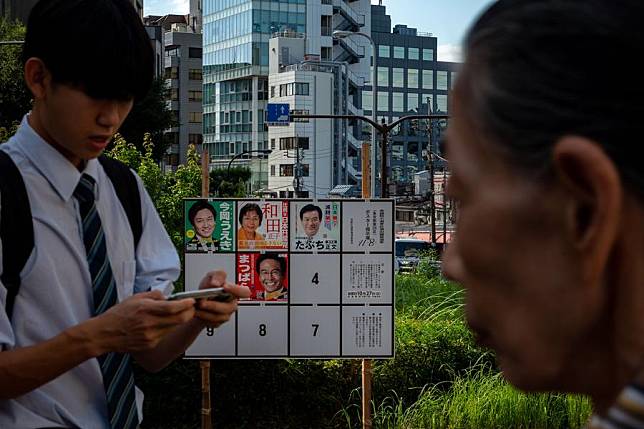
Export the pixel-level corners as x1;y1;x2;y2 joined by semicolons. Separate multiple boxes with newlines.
0;150;34;320
98;155;143;250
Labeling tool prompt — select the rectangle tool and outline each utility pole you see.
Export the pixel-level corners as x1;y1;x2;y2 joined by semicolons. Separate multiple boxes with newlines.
426;98;437;244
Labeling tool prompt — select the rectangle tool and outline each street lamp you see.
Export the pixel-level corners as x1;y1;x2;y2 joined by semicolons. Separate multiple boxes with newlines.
332;30;377;197
220;149;272;196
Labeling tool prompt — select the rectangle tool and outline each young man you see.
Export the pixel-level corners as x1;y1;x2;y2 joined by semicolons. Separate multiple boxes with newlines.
0;1;249;428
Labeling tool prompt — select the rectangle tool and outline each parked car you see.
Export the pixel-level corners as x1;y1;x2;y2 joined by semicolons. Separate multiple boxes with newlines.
394;238;433;274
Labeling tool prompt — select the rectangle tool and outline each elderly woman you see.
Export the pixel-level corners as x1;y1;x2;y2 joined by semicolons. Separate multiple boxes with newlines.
442;1;644;427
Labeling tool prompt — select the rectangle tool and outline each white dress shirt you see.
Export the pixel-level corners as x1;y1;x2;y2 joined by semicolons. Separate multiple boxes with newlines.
0;115;181;428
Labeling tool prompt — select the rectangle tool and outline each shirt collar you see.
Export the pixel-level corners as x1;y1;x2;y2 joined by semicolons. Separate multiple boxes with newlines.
16;114;100;203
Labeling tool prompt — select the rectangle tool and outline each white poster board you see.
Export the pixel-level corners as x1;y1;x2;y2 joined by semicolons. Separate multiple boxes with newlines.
183;199;394;359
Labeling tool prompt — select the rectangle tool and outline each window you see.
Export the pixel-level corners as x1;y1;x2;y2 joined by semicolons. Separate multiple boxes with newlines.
171;110;179;122
279;84;287;97
450;71;458;89
271;165;276;176
408;47;419;60
280;164;294;176
407;93;418;111
392;68;404;88
271;138;276;150
165;47;179;57
189;112;203;123
188;134;203;145
377;92;389;112
392;92;404;112
298;137;309;149
407;69;419;89
377;67;389;87
188;90;203;102
280;137;296;150
423;48;434;61
270;86;276;98
301;164;310;177
321;47;332;61
437;71;448;90
295;82;309;95
362;90;372;111
189;47;202;58
188;68;202;80
170;88;179;101
378;45;390;58
436;94;448;112
422;70;434;89
165;67;178;79
393;46;405;59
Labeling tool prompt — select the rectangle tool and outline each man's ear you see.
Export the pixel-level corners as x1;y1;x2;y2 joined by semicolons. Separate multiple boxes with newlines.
552;136;622;283
23;57;50;100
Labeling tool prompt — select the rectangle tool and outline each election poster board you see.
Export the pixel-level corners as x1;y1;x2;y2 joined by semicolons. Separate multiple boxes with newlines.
183;199;394;359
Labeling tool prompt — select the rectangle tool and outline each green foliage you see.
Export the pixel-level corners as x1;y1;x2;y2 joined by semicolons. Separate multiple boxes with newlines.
0;122;18;143
104;135;202;292
0;17;30;130
210;166;252;197
117;77;175;161
101;140;594;428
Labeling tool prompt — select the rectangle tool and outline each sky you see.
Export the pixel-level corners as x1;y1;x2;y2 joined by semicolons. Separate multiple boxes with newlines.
144;0;495;62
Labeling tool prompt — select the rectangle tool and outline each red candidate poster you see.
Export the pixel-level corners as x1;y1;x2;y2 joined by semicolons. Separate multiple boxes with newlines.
237;253;289;301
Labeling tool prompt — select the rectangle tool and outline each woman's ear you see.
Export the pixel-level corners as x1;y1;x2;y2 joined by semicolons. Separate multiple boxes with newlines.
23;57;50;100
552;136;623;284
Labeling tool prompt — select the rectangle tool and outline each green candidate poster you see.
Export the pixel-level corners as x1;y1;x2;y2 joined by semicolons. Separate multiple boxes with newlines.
184;200;235;253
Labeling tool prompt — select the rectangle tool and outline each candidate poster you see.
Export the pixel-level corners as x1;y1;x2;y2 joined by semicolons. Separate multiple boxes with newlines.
184;200;235;253
290;201;340;252
237;200;289;250
237;253;289;301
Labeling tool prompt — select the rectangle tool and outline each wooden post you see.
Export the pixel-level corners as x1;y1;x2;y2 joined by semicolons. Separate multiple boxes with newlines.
360;142;373;429
200;148;212;429
361;143;371;199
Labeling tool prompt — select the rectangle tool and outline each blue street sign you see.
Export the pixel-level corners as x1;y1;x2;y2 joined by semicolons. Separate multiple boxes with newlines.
266;103;290;126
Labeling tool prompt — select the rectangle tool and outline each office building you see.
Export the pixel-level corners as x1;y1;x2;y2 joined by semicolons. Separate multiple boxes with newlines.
202;0;371;195
365;4;459;194
145;14;203;168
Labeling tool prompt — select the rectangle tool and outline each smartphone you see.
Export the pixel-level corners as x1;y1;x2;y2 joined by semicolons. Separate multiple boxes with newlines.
167;287;233;302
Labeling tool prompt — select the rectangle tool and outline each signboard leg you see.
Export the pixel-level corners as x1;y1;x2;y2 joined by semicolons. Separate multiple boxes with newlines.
200;149;213;429
362;359;372;429
200;361;212;429
361;144;373;429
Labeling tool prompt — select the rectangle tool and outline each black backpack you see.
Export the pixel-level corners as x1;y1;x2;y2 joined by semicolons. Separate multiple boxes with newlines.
0;151;143;319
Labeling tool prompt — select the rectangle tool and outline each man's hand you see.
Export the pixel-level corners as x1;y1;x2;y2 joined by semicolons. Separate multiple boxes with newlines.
92;290;196;354
195;270;250;329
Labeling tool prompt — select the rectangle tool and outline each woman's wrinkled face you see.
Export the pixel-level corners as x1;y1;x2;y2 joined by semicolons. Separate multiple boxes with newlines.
441;88;603;393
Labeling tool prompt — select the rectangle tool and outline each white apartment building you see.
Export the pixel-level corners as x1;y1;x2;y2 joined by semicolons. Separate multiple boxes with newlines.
265;0;371;197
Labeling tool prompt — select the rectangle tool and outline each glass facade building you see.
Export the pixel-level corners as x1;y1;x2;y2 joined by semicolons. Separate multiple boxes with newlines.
202;0;306;171
364;5;460;188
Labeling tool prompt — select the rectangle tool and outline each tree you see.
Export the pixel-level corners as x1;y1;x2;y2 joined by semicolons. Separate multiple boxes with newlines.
117;76;175;162
0;17;30;132
209;166;252;197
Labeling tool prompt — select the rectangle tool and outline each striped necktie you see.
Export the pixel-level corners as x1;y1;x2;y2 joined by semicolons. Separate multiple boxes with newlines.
74;174;138;429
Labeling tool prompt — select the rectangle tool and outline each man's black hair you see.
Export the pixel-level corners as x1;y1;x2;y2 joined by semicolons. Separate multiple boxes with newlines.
239;203;263;225
255;253;287;275
299;204;322;221
23;0;153;101
188;201;217;227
